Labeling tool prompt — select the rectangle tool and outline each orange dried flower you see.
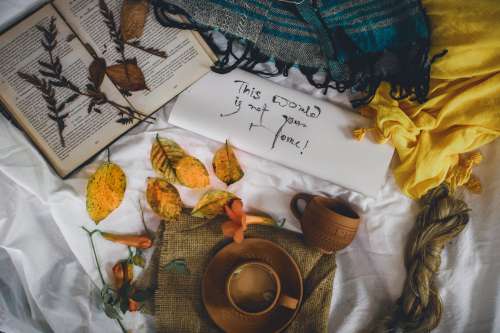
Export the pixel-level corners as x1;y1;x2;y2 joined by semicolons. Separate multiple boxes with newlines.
128;299;140;312
112;260;133;289
221;200;283;243
221;199;247;243
101;232;153;249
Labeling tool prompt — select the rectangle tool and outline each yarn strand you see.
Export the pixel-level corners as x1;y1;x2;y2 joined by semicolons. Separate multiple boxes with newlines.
371;184;469;333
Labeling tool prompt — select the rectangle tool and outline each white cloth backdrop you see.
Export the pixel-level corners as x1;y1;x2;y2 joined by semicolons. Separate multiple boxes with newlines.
1;2;499;332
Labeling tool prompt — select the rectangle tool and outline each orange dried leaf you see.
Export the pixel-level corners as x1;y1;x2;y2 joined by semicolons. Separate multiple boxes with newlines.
106;62;146;91
213;140;244;185
175;155;210;188
146;177;182;221
192;190;238;219
86;162;126;223
121;0;149;41
150;135;186;182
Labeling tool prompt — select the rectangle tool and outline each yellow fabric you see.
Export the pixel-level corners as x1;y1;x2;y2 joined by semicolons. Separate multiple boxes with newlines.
358;0;500;199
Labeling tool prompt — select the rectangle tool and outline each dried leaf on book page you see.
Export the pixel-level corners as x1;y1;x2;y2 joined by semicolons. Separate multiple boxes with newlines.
121;0;149;41
106;62;146;91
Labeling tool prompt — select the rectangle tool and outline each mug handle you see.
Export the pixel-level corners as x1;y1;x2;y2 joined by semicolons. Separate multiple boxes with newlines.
290;193;314;220
278;294;299;310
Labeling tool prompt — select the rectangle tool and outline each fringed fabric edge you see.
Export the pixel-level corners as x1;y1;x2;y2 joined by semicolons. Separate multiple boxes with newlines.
152;0;445;108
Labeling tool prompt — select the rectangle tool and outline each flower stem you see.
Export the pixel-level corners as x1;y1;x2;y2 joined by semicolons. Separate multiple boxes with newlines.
82;226;127;333
82;226;105;285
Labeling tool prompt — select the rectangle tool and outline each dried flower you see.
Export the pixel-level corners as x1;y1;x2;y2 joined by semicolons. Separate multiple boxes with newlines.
221;200;277;243
128;299;140;312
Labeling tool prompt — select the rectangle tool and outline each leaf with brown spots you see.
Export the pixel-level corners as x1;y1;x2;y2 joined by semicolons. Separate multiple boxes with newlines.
213;140;244;185
150;134;186;183
86;162;126;223
106;62;146;91
146;177;182;221
191;190;238;219
175;155;210;188
121;0;149;41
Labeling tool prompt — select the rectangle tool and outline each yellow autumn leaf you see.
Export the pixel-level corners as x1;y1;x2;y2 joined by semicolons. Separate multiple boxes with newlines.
146;177;182;221
86;162;126;223
213;140;244;185
175;155;210;188
192;190;238;219
150;134;186;183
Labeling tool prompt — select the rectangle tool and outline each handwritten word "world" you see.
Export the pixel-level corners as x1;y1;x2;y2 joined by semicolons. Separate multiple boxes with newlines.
272;95;321;118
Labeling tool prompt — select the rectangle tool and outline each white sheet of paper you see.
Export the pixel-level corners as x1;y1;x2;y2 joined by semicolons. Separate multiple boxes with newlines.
169;70;394;197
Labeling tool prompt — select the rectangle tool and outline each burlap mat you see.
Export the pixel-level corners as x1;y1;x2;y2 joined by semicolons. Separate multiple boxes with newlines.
137;212;336;333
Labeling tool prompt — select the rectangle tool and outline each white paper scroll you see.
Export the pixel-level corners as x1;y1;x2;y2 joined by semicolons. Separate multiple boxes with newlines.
169;70;393;197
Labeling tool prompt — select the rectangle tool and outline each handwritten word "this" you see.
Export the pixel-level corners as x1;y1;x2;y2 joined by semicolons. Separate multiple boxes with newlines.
234;80;261;100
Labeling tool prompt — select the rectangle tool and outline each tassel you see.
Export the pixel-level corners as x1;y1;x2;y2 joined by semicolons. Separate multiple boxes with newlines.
446;152;483;193
352;128;369;141
370;184;469;333
464;175;482;194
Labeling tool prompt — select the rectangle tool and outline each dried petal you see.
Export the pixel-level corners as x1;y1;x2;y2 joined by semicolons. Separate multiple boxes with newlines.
146;178;182;221
86;162;126;223
106;62;146;91
213;141;244;185
101;232;153;249
175;155;209;188
150;135;186;182
121;0;149;41
191;190;238;219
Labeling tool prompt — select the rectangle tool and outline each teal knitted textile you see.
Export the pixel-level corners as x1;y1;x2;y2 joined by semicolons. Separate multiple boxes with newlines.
153;0;443;106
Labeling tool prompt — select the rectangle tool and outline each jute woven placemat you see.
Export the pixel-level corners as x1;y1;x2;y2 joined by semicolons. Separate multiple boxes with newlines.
137;212;336;332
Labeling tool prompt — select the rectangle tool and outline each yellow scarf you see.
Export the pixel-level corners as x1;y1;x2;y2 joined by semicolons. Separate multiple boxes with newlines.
354;0;500;199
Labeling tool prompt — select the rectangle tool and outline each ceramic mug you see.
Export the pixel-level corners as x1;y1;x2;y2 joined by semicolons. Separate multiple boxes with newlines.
226;261;299;316
290;193;360;253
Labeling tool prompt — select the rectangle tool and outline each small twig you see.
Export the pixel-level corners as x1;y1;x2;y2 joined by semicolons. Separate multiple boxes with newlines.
125;41;168;59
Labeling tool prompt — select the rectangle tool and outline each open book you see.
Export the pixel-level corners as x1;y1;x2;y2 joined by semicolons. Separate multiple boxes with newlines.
0;2;214;177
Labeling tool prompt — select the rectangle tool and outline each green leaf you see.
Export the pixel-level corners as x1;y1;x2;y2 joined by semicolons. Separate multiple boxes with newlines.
163;259;190;275
104;303;122;320
132;254;145;268
119;296;129;314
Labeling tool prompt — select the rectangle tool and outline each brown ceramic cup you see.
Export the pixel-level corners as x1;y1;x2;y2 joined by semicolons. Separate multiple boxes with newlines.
226;261;299;316
290;193;360;253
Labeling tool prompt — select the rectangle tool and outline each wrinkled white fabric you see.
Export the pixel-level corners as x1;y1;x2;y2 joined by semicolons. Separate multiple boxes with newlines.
1;2;500;333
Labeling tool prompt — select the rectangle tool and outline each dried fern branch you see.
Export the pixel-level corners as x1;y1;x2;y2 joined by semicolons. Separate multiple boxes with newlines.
17;72;69;147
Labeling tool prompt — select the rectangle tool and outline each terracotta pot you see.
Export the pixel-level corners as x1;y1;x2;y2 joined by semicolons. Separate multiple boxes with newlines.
290;193;360;253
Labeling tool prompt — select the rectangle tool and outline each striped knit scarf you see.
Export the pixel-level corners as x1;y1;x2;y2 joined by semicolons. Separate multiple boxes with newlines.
153;0;444;107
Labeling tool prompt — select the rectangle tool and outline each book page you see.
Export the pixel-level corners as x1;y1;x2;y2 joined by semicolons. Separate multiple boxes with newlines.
0;4;138;177
53;0;214;114
169;70;395;197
